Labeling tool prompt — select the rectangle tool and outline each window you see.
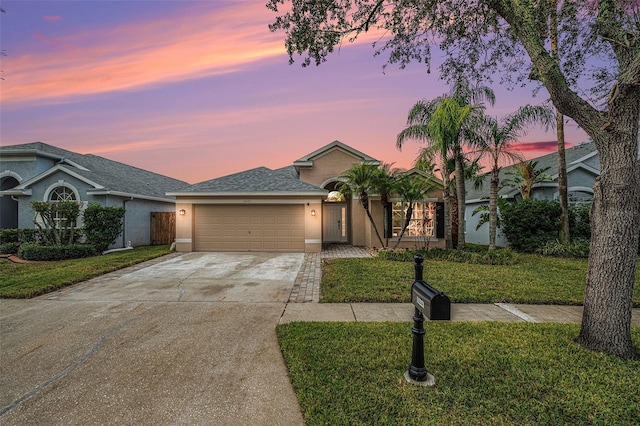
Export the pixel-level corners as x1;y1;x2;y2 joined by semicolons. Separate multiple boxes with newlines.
392;201;436;237
49;186;77;201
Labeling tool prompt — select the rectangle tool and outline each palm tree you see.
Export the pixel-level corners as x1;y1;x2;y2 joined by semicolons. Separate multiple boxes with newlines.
469;105;553;250
337;163;386;248
370;163;398;248
392;174;439;249
397;100;453;249
397;80;494;250
503;160;553;200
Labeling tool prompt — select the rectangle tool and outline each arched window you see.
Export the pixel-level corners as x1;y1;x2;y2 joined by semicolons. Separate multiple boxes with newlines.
49;186;77;202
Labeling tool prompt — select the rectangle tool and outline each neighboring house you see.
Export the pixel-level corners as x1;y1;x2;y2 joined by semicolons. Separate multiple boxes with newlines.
168;141;446;253
0;142;189;248
465;141;600;247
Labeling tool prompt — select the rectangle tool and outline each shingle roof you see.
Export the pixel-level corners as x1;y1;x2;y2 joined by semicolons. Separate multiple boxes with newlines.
466;141;598;201
169;166;327;195
1;142;189;199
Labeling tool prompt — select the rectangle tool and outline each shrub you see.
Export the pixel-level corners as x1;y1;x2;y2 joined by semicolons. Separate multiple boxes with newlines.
539;240;590;258
30;200;82;245
375;247;517;265
0;228;41;244
18;243;97;261
0;242;22;254
82;203;126;252
569;203;591;241
500;199;561;253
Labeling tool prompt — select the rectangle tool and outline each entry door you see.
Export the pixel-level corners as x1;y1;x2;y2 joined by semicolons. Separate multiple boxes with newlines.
323;204;347;243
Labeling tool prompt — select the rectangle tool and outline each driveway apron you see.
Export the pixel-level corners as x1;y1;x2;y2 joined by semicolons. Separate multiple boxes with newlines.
0;252;306;425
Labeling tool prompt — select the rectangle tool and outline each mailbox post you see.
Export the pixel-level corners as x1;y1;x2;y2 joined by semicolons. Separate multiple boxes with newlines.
405;254;436;386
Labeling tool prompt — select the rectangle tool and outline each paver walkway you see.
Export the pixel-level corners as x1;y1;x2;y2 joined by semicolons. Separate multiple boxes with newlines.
289;244;371;303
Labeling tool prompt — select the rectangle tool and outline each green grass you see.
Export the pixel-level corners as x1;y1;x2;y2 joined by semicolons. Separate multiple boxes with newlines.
321;254;640;306
0;245;173;298
278;322;640;425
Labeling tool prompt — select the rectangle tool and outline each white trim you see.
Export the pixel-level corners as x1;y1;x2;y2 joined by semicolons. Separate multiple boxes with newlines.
43;181;80;202
15;165;104;191
172;198;322;205
320;177;346;189
0;170;23;182
167;191;326;197
175;238;192;243
569;149;598;166
305;239;322;244
87;190;175;203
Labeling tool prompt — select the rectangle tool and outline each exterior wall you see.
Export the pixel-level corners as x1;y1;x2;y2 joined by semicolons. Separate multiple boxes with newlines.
304;201;322;252
349;197;367;246
5;169;174;248
175;203;194;252
0;154;56;185
298;148;363;187
465;166;599;247
464;200;509;247
114;197;175;248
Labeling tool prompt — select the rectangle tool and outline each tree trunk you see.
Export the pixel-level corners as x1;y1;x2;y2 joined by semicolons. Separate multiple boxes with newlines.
450;189;458;249
455;150;466;249
575;128;640;359
489;0;640;359
550;3;569;244
488;168;499;251
557;112;570;243
442;170;453;249
361;192;386;249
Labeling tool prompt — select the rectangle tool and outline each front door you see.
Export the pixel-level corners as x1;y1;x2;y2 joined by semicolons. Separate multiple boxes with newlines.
323;203;347;243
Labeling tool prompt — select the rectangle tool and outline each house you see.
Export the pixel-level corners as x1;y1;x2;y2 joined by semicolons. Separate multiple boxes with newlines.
0;142;189;248
465;141;600;246
168;141;446;253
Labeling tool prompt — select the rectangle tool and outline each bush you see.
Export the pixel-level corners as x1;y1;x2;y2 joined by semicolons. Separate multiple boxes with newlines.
18;243;97;261
82;203;126;252
375;247;517;265
0;242;22;254
539;240;590;258
500;199;561;253
0;228;41;244
569;203;591;241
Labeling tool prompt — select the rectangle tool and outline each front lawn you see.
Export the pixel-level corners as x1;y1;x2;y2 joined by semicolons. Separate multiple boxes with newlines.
321;254;640;306
278;321;640;425
0;245;173;298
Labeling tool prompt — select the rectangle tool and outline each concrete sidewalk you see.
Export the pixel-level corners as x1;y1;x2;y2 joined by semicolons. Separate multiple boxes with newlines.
281;302;640;325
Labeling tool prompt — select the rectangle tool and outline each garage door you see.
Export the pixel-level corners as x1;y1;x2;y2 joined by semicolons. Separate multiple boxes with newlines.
194;204;305;252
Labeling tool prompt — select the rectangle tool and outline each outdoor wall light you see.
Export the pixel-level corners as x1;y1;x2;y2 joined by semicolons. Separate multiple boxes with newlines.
179;209;186;216
311;209;316;216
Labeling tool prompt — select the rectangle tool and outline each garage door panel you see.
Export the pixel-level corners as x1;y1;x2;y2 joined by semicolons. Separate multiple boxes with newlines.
195;204;304;252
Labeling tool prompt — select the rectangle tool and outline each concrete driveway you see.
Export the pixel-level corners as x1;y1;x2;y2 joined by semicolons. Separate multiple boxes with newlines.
0;252;306;425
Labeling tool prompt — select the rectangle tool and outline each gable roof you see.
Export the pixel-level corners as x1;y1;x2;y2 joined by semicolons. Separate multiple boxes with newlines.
1;142;189;201
167;166;327;196
466;141;599;202
293;140;380;169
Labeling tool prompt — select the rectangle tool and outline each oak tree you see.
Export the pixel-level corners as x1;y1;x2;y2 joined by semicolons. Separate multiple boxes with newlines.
268;0;640;358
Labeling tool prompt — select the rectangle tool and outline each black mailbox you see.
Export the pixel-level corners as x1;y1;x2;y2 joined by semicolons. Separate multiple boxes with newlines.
412;280;450;320
410;254;450;321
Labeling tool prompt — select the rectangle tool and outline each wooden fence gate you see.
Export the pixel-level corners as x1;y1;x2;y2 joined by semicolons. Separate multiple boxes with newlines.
150;212;176;245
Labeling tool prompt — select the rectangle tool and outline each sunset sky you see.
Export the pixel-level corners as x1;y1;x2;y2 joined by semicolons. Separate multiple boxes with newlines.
0;1;590;184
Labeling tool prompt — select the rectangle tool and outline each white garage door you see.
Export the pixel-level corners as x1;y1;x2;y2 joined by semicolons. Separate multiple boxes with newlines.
194;204;305;252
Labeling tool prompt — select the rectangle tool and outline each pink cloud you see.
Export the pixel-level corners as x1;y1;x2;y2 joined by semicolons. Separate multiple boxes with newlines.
1;4;291;105
1;3;381;107
33;32;63;45
44;15;62;22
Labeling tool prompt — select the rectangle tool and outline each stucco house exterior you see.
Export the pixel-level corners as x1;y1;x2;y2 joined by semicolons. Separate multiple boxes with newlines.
169;141;446;253
465;141;600;246
0;142;188;248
